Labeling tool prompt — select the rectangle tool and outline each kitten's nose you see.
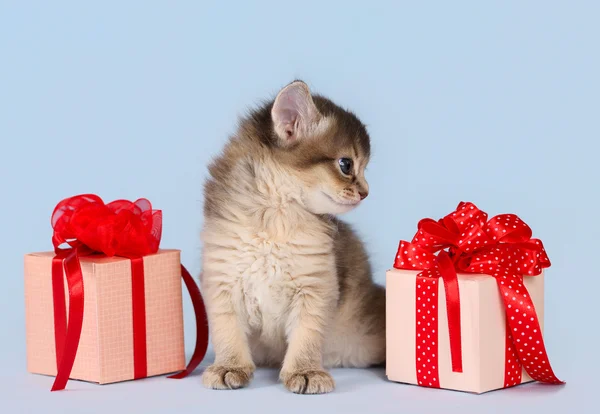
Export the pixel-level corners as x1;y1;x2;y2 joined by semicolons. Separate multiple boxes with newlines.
359;191;369;200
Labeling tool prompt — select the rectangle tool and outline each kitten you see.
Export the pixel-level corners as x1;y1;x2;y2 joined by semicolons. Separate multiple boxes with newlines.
200;80;385;394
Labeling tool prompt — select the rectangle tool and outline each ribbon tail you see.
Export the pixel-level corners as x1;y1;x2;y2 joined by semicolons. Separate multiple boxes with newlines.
436;251;463;373
503;317;522;388
168;266;209;379
51;257;67;370
51;249;85;391
496;275;564;385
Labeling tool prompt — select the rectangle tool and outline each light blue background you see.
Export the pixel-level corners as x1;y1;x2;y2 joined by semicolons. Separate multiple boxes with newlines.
1;1;597;413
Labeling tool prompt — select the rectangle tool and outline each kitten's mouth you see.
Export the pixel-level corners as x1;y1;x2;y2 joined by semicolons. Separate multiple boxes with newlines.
322;192;360;206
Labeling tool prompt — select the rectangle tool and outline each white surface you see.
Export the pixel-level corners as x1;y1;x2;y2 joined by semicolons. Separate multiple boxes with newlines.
1;349;587;414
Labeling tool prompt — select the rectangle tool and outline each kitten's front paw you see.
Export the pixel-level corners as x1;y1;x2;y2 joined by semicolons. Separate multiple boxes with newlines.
280;369;335;394
202;364;254;390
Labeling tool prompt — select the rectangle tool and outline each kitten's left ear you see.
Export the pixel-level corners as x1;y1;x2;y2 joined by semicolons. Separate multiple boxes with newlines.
271;80;321;145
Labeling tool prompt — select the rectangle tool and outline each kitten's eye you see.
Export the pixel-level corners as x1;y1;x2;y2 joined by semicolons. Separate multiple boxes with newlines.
338;158;353;176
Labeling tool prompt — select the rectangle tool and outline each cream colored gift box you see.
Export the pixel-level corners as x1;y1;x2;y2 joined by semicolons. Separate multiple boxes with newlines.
385;268;544;394
24;249;186;384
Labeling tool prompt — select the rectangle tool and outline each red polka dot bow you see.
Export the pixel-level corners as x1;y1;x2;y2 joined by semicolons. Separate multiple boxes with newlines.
394;201;563;388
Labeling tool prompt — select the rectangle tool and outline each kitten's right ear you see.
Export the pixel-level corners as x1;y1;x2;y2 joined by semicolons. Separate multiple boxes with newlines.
271;80;320;145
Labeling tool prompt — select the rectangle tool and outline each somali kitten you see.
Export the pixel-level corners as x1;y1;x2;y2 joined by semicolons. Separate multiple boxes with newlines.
200;80;385;394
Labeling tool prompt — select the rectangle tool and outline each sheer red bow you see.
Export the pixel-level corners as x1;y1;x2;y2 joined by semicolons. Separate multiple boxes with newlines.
52;194;162;257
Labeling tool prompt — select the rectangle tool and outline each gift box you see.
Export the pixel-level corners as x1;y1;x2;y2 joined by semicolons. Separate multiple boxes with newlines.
386;202;564;394
24;194;209;391
25;249;185;384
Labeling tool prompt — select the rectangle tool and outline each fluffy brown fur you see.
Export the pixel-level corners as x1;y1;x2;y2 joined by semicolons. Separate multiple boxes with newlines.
200;80;385;394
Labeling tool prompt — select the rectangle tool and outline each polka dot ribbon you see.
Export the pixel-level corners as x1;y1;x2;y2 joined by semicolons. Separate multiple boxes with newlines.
394;202;564;389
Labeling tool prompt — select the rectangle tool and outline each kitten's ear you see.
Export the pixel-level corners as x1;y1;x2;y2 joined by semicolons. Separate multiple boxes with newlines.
271;80;321;145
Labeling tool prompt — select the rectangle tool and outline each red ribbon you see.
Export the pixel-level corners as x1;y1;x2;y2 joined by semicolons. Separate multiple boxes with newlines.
49;194;208;391
394;202;564;388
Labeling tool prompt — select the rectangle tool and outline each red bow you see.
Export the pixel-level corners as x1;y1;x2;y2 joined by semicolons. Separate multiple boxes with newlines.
52;194;162;257
49;194;208;391
394;202;563;388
